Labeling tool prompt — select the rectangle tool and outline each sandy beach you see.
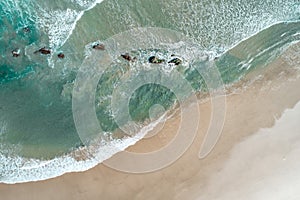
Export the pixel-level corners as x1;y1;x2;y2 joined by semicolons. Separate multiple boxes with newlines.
1;42;300;199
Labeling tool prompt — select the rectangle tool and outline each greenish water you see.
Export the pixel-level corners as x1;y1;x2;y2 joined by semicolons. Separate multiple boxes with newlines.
0;0;299;183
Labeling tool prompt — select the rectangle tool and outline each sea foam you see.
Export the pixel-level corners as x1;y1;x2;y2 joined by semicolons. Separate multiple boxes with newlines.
0;113;167;184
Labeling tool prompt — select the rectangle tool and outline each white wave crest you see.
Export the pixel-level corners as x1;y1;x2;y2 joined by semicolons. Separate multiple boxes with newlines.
0;113;166;184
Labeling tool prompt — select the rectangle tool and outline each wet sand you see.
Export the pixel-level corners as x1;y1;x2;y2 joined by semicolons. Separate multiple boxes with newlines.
1;43;300;200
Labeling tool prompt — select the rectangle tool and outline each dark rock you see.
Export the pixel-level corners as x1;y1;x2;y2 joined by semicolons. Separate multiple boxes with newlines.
58;53;65;59
34;47;51;55
121;53;136;62
23;27;30;33
92;43;105;50
12;48;20;57
148;56;165;64
168;58;182;65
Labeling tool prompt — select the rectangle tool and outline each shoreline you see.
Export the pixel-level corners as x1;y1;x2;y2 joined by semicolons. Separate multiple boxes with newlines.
1;42;300;199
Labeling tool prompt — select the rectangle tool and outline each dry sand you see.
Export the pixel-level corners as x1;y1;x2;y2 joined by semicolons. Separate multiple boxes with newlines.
1;43;300;200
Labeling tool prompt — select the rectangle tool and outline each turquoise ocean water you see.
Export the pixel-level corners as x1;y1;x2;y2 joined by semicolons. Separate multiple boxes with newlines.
0;0;299;183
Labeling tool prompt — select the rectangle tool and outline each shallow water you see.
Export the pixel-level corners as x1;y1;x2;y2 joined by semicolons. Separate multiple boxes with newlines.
0;0;299;183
